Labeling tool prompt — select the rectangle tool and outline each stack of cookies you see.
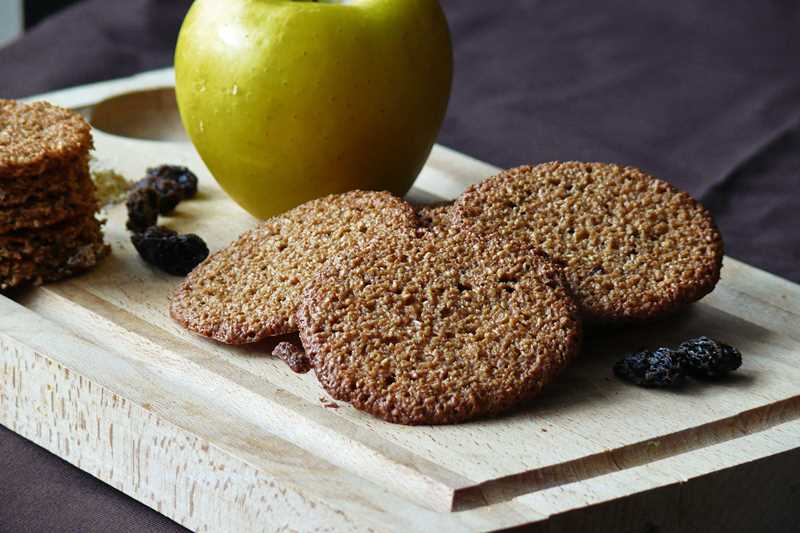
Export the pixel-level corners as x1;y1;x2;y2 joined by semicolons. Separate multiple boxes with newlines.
171;162;723;425
0;99;108;290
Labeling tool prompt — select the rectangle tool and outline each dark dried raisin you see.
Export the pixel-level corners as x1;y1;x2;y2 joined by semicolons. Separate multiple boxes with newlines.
678;336;742;378
125;187;159;232
147;165;199;199
133;176;182;215
131;226;209;276
613;347;686;387
129;165;199;218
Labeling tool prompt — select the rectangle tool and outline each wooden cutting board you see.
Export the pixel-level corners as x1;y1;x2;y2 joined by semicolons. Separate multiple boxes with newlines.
2;69;800;533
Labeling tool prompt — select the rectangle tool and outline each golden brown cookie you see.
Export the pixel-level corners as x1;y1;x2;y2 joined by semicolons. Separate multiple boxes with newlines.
170;190;417;344
0;154;87;207
0;99;92;178
0;99;106;289
452;162;723;323
0;214;109;290
0;213;102;261
0;169;98;233
297;232;582;425
414;200;453;232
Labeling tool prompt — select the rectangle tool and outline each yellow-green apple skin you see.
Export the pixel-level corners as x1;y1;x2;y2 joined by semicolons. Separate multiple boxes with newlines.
175;0;453;219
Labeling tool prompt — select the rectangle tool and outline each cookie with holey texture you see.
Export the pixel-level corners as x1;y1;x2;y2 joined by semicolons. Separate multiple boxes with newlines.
414;200;453;232
0;212;104;262
170;190;417;344
0;155;87;207
0;167;98;233
452;162;723;323
298;232;582;425
0;214;109;290
0;99;93;178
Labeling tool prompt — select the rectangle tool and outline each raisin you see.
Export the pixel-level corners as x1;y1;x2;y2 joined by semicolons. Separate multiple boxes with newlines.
613;347;686;387
125;187;159;232
129;165;199;217
134;177;182;215
131;226;209;276
154;178;184;214
678;336;742;378
147;165;199;199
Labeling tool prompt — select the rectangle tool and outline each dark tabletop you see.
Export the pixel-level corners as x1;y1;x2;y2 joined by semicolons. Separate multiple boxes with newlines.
1;1;799;531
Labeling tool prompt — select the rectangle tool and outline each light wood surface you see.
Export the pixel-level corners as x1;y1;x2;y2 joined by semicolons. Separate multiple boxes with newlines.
2;69;799;532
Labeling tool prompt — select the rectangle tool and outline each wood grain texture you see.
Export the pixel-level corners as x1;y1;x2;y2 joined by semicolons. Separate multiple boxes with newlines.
1;70;799;532
0;297;536;533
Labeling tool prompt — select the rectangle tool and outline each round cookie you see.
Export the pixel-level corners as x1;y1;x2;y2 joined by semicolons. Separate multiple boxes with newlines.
0;171;98;233
0;99;92;178
0;214;108;290
452;162;723;323
415;201;453;232
170;190;417;344
0;213;104;262
0;154;87;207
0;242;108;290
297;232;582;425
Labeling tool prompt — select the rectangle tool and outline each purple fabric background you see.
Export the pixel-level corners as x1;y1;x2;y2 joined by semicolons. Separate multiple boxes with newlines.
1;1;799;531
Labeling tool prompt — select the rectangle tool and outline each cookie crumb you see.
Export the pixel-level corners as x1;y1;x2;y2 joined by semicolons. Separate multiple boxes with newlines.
319;397;339;409
273;341;311;374
91;166;132;207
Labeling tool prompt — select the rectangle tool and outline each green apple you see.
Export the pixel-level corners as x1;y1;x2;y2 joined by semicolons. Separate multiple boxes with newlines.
175;0;453;219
